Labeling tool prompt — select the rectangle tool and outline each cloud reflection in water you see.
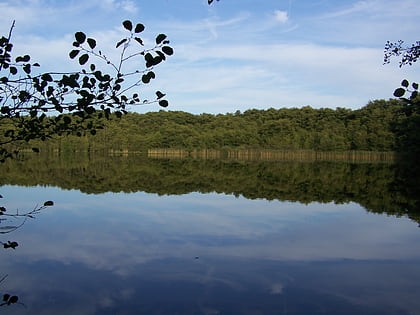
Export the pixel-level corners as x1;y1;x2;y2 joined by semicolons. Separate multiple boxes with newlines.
1;185;420;314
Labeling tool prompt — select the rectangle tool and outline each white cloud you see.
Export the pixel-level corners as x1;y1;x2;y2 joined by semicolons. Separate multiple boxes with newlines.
155;40;418;113
274;10;289;23
1;0;419;115
270;283;285;294
0;1;58;29
322;0;419;19
100;0;138;13
322;1;374;18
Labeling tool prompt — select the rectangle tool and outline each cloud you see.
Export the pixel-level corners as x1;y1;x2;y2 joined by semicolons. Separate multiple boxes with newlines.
322;1;374;18
0;1;59;29
274;10;289;23
100;0;138;13
322;0;419;19
1;0;419;115
270;283;285;294
163;13;251;43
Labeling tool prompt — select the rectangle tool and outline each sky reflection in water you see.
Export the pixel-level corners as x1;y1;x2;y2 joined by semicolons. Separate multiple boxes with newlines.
1;185;420;314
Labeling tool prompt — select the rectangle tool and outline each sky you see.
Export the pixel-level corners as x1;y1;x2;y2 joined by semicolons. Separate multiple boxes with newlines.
0;0;419;114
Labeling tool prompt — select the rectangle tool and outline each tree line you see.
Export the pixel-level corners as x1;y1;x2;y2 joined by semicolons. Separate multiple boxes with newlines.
4;97;418;154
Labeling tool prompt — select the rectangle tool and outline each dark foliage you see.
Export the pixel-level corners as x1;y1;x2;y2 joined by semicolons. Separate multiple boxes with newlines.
384;40;420;155
8;99;413;153
0;152;418;223
0;20;173;161
384;40;420;67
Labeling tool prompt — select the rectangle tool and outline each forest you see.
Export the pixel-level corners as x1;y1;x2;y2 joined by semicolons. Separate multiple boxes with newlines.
1;97;419;154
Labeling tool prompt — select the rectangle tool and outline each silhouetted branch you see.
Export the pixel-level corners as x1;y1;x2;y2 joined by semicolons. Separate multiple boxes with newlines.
384;40;420;67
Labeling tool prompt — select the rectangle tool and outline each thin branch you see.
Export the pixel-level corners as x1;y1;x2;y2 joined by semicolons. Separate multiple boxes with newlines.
0;20;15;72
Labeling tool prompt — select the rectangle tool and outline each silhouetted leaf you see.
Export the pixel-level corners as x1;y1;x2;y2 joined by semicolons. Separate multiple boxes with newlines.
142;74;151;84
162;46;174;56
135;23;145;33
3;241;18;249
41;73;53;82
116;38;127;48
134;37;144;45
9;66;17;75
152;56;163;66
401;79;409;87
44;200;54;206
75;31;86;44
156;91;166;99
23;64;31;74
61;75;80;88
159;100;169;107
8;296;18;305
144;53;154;63
87;38;96;49
412;82;419;90
79;54;89;65
156;51;166;61
394;88;406;97
122;20;133;31
15;54;30;62
156;34;167;45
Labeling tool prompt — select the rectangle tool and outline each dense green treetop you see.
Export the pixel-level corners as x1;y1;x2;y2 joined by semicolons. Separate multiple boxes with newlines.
8;98;415;153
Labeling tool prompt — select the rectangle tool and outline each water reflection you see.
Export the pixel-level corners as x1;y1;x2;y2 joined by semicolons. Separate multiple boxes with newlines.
1;186;420;314
1;153;419;223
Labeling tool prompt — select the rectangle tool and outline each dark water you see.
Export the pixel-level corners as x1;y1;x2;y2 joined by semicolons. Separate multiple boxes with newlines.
1;154;419;314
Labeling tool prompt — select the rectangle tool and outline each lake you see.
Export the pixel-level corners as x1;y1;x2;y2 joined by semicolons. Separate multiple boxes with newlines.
1;153;419;314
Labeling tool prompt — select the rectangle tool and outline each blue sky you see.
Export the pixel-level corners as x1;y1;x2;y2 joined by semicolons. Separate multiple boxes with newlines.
1;0;419;114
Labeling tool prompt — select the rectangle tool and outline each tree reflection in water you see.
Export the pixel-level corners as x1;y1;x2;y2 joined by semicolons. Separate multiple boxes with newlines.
0;152;418;223
0;152;419;313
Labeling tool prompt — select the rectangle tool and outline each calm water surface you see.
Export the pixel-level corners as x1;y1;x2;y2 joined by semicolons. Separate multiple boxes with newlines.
1;156;420;314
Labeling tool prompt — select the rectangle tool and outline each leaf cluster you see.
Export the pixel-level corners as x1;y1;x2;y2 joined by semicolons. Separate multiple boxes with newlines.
1;294;18;306
394;79;419;103
384;40;420;67
1;20;173;160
